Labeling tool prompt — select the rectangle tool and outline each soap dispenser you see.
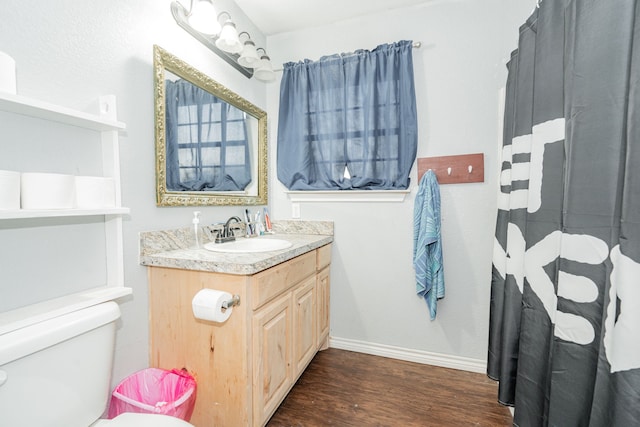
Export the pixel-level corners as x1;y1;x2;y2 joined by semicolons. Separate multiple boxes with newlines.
192;211;203;248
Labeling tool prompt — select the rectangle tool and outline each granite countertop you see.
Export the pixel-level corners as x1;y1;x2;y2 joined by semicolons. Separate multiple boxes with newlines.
139;220;333;275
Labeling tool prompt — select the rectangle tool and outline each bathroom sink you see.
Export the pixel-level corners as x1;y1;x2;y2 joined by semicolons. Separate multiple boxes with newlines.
204;237;293;253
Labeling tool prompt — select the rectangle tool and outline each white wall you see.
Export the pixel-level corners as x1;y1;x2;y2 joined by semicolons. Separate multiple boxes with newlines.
266;0;535;363
0;0;267;385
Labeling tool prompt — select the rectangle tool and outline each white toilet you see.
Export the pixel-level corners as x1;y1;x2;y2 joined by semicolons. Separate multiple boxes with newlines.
0;301;194;427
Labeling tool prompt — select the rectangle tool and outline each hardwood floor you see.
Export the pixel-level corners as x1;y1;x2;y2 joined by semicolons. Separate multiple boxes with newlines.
267;348;511;427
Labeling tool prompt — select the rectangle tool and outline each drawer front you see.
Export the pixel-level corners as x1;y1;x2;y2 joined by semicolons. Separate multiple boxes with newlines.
316;244;332;270
252;251;316;310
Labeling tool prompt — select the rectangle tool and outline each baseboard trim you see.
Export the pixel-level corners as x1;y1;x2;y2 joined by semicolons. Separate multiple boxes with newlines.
329;337;487;374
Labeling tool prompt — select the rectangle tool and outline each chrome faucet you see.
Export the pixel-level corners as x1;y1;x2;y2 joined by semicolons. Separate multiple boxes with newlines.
215;216;243;243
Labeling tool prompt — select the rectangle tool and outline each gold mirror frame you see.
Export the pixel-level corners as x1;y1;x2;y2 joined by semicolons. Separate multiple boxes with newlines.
153;45;268;206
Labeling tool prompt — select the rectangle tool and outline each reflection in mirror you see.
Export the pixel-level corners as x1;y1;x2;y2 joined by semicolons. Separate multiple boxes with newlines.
154;45;267;206
164;71;257;193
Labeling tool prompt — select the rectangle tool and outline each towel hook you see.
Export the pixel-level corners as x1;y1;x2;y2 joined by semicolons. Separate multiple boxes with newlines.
447;167;452;175
468;165;473;174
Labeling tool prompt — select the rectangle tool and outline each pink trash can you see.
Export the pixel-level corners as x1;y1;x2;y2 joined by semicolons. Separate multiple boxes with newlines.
108;368;197;421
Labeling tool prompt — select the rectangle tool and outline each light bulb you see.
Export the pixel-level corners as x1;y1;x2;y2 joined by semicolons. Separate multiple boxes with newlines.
215;20;243;54
187;0;220;35
238;40;260;68
254;54;276;82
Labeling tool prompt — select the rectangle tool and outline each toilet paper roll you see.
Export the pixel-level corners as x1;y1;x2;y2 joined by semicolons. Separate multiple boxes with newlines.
21;172;75;209
75;176;116;209
0;52;17;95
192;289;233;323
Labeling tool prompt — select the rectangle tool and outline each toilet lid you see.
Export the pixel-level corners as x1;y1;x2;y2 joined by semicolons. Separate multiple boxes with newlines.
96;412;194;426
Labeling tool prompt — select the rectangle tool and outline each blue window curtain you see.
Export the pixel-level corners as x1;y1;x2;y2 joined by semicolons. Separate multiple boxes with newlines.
277;40;417;190
165;79;251;192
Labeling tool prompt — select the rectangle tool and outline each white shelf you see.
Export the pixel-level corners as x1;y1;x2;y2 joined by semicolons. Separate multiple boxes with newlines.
0;92;126;132
0;207;130;220
0;286;133;336
1;93;129;320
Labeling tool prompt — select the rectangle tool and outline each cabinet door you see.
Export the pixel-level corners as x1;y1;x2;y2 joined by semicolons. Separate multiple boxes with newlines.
252;292;292;426
316;266;330;347
293;276;316;376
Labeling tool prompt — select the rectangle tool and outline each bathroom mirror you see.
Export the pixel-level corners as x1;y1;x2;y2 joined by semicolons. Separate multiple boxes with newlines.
153;45;267;206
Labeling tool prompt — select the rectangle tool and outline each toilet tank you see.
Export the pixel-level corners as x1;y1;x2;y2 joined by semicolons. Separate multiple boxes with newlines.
0;302;121;427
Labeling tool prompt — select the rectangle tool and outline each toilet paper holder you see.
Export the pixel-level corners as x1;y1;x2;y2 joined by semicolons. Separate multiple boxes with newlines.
221;294;241;310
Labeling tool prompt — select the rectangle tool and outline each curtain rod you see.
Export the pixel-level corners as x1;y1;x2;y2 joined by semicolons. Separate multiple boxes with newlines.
273;41;422;73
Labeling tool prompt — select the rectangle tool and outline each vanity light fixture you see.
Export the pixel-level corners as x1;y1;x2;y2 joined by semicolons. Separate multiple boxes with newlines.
253;48;276;82
170;1;276;82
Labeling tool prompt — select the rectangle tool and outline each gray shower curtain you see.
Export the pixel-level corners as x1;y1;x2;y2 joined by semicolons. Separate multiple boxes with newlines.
488;1;640;426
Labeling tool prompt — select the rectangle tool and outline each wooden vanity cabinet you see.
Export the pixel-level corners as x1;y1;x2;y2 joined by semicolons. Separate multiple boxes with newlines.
148;244;331;427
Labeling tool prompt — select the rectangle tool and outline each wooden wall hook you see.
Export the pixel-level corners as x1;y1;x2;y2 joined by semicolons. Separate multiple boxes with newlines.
418;153;484;185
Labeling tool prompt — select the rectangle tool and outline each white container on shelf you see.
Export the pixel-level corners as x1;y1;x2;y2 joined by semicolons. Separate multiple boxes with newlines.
75;176;115;209
0;170;21;209
21;172;76;209
0;51;17;94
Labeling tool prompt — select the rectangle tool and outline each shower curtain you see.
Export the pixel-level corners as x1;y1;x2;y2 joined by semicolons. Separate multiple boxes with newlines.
488;1;640;426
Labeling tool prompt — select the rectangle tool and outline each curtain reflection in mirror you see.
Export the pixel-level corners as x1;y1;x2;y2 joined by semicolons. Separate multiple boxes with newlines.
165;79;251;191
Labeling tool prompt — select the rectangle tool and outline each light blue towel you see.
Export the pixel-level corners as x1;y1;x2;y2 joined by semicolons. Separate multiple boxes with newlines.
413;170;445;320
